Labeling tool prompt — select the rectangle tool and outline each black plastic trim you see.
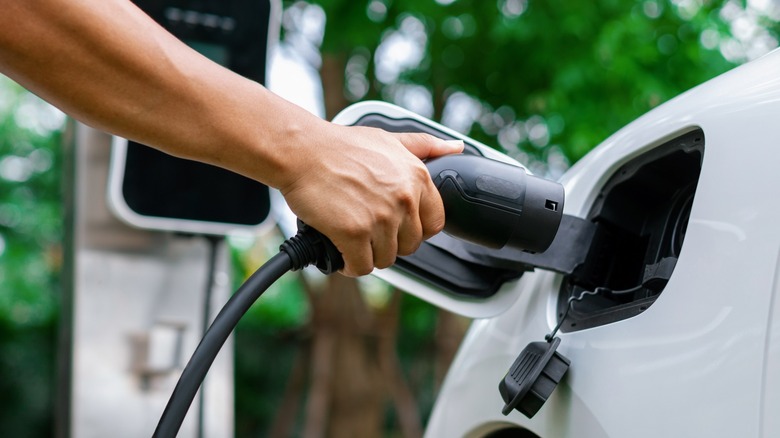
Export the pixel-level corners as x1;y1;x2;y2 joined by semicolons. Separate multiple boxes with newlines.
557;128;705;332
353;114;592;299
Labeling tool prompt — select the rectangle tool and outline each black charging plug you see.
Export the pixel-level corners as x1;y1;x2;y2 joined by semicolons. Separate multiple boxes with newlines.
280;221;344;274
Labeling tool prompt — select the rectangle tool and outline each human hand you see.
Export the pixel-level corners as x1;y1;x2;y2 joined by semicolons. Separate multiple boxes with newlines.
279;122;464;277
0;0;458;278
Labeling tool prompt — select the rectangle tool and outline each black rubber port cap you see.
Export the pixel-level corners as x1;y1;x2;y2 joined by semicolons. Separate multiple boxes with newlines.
498;337;570;418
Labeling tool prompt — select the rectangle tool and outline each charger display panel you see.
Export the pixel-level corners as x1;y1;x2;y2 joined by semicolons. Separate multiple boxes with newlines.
109;0;276;234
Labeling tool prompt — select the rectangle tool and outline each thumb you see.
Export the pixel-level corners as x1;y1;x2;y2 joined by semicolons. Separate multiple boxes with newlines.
393;132;464;159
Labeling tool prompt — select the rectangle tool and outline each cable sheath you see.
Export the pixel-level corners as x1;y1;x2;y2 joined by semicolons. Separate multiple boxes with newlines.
153;252;292;438
197;236;221;438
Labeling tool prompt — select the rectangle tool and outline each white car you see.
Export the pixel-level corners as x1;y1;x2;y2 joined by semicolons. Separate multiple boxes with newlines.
332;47;780;437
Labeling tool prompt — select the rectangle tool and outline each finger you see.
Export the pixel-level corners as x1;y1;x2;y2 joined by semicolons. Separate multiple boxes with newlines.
397;217;423;256
392;132;464;160
417;178;446;240
338;237;374;277
368;205;400;269
341;245;374;277
397;197;423;256
372;228;399;270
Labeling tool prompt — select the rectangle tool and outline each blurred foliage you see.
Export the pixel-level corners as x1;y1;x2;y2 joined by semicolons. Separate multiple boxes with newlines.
231;232;311;329
304;0;780;176
0;77;64;435
231;229;445;434
235;315;304;436
234;0;778;434
2;0;780;437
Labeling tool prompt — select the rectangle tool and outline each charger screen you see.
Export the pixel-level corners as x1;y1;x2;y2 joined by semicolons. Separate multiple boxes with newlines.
121;141;270;226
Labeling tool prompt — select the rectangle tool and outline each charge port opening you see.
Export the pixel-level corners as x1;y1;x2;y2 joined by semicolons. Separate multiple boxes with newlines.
558;128;704;332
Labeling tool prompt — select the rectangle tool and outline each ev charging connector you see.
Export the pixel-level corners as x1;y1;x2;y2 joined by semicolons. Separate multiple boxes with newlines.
426;154;563;253
153;150;568;436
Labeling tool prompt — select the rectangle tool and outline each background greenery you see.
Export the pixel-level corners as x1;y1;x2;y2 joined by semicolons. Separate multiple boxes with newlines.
0;78;64;436
1;0;778;436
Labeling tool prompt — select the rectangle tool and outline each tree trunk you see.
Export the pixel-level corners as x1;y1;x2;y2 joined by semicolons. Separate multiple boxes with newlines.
320;274;383;437
316;52;385;438
269;52;446;438
321;54;349;120
268;341;310;438
434;310;469;391
377;290;422;438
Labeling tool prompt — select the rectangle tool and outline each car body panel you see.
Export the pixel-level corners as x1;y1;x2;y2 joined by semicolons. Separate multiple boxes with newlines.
425;49;780;437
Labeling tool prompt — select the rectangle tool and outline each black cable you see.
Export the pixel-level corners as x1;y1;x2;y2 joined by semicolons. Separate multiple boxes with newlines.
153;224;342;438
197;236;221;438
545;287;605;341
154;252;291;438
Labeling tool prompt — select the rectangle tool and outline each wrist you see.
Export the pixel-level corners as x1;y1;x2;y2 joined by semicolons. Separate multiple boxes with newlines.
192;77;329;191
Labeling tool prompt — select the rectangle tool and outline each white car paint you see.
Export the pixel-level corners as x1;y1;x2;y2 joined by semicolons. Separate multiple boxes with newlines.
336;47;780;437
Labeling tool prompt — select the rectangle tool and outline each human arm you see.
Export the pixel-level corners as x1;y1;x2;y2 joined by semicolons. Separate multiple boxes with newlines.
0;0;463;275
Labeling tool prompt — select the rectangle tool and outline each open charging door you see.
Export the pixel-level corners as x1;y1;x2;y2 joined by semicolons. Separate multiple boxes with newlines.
332;102;549;318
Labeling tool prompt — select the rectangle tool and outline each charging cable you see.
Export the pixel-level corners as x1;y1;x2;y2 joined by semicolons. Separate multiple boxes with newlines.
197;235;221;438
545;286;604;341
153;223;343;438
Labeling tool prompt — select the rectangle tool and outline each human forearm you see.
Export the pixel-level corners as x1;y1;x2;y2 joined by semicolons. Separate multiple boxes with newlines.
0;0;312;188
0;0;464;276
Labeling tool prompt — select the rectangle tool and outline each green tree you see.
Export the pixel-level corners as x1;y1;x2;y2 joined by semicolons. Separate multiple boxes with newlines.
234;0;777;436
2;0;779;436
0;77;64;436
312;0;748;168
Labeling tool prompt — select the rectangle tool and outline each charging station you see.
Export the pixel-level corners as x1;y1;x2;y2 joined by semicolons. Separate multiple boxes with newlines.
59;1;280;437
109;0;278;236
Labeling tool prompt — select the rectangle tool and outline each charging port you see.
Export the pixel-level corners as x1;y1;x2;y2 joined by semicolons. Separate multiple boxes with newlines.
557;129;704;332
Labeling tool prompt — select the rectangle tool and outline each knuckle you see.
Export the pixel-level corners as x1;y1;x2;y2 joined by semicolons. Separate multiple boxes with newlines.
354;264;374;276
396;191;416;214
397;240;420;256
413;161;431;181
398;227;423;256
423;214;445;238
413;132;438;145
341;268;358;278
375;256;394;270
343;261;372;277
374;209;395;227
343;218;370;240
